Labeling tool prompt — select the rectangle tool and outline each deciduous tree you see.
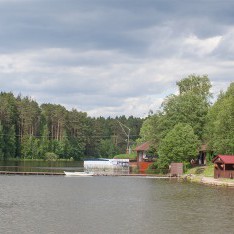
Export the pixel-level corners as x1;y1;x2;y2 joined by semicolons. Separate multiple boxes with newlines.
158;123;200;168
205;83;234;154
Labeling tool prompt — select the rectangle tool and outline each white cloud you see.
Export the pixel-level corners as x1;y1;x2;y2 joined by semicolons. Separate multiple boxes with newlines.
88;96;164;118
0;0;233;117
184;34;222;56
0;45;233;117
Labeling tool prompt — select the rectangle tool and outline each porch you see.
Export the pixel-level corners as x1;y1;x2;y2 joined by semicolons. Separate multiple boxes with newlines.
212;155;234;179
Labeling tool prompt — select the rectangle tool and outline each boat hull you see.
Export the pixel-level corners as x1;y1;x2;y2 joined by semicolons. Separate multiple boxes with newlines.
64;171;94;176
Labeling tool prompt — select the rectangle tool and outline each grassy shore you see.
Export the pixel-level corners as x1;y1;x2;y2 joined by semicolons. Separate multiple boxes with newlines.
184;164;234;187
113;153;137;161
186;164;214;177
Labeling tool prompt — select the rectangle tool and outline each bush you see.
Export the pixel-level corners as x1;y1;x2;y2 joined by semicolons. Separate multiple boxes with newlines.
146;162;169;174
44;152;59;161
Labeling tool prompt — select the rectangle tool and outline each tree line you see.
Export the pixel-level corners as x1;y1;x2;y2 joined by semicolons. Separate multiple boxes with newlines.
0;93;143;160
1;74;232;164
138;75;234;168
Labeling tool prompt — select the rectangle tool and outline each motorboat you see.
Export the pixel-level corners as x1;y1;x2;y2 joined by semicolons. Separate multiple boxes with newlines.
64;171;94;176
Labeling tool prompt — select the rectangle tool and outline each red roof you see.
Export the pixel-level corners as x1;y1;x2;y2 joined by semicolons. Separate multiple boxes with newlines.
134;142;150;151
212;155;234;164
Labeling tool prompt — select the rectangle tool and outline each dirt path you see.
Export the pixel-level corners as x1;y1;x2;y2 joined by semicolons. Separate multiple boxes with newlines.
200;176;234;187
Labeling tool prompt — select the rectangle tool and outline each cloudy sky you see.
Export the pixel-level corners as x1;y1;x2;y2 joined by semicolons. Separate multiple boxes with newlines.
0;0;233;117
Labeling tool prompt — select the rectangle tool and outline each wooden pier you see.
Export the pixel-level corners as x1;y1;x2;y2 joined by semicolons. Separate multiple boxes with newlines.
0;171;64;176
0;171;175;178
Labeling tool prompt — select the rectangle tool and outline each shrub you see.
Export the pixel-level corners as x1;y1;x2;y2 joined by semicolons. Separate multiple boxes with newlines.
44;152;59;161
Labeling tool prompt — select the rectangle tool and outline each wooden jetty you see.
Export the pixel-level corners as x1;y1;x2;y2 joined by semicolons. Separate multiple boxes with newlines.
0;171;64;176
92;173;174;178
0;171;175;178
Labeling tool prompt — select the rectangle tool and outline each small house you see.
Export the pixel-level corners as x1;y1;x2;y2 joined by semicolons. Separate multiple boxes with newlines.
212;155;234;179
135;142;150;162
134;142;156;173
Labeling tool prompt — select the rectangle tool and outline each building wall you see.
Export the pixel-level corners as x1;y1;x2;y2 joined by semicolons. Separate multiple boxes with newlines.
84;159;129;170
137;162;153;173
214;168;234;179
170;163;183;176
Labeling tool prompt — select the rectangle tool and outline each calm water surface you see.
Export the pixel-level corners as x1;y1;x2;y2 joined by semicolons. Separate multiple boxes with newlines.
0;176;233;234
0;160;83;172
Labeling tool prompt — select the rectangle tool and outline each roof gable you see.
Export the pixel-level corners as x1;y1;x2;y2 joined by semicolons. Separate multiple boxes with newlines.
134;142;150;151
212;155;234;164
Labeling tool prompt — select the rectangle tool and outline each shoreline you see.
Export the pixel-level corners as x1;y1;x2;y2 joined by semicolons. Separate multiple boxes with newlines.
182;174;234;187
1;170;234;187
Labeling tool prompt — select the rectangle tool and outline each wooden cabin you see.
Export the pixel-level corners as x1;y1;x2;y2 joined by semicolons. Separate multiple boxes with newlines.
212;155;234;179
134;142;156;173
135;142;150;162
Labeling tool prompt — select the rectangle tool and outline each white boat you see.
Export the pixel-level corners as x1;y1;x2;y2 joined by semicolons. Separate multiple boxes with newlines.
64;171;94;176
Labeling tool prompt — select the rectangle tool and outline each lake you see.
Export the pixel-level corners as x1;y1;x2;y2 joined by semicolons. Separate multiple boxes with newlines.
0;160;83;173
0;175;233;234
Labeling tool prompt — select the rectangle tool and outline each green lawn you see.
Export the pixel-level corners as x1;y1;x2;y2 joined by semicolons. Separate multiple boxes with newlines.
186;164;214;177
113;153;137;160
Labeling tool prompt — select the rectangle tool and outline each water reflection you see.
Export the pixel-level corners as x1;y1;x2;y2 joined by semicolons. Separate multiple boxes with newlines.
0;160;83;172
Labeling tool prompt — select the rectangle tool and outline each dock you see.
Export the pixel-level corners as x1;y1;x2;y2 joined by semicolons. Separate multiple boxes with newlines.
93;173;172;178
0;171;64;176
0;171;176;178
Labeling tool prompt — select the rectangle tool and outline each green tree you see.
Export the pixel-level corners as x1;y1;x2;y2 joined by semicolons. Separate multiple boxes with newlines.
158;123;200;168
38;125;50;158
85;117;102;157
161;92;209;140
17;96;41;138
139;74;212;146
138;113;167;145
176;74;212;100
41;103;69;158
0;92;18;159
205;83;234;154
41;103;68;141
67;110;89;159
0;122;4;159
99;139;119;158
4;125;16;159
0;91;145;160
44;152;59;161
21;135;33;159
127;115;144;142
